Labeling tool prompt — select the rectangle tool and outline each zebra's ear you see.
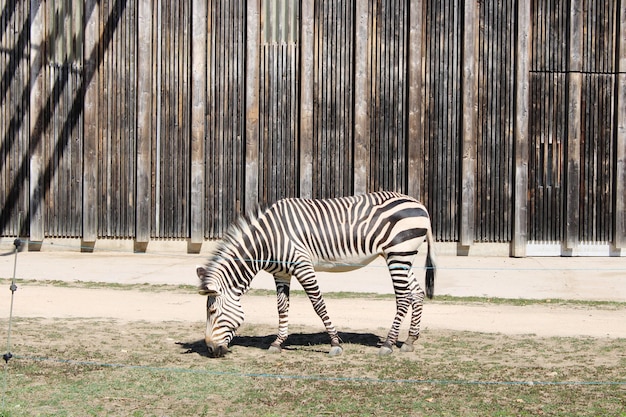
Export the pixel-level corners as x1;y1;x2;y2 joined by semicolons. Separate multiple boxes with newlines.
196;265;208;278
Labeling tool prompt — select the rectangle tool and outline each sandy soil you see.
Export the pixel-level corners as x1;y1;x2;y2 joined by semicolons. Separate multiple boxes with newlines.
5;284;626;339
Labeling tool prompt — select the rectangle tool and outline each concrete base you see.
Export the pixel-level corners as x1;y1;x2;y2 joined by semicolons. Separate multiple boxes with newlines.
1;238;623;257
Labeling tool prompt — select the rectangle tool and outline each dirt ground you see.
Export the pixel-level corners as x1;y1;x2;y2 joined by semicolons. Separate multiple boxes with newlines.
5;283;626;339
2;251;625;415
2;282;625;416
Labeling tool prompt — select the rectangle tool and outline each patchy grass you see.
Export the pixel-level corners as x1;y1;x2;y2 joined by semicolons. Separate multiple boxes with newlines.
2;278;625;310
0;318;624;416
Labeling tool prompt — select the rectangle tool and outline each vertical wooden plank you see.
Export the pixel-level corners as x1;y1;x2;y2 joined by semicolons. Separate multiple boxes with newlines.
245;0;260;210
512;0;530;256
300;0;314;199
190;0;206;243
460;0;477;246
136;0;152;243
29;0;45;244
83;0;99;242
616;0;626;248
353;0;370;195
407;0;424;201
565;0;583;250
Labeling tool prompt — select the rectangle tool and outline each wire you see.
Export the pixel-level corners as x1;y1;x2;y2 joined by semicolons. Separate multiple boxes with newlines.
11;354;626;387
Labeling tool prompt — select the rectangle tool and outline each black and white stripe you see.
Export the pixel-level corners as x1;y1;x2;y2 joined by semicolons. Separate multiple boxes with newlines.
197;191;436;357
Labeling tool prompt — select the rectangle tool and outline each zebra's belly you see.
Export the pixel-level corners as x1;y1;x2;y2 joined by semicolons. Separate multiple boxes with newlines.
312;254;380;272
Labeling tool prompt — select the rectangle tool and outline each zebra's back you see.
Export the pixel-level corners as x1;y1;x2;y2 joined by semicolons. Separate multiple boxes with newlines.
266;191;432;268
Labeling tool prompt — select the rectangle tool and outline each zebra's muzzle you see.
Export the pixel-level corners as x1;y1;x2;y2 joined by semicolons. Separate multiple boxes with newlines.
206;341;229;358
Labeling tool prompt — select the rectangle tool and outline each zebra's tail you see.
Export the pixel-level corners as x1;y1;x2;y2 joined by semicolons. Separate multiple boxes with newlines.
425;227;436;299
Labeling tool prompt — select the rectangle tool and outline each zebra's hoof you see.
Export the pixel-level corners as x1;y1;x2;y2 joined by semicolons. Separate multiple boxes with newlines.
329;346;343;356
378;346;393;356
268;345;282;354
400;343;414;353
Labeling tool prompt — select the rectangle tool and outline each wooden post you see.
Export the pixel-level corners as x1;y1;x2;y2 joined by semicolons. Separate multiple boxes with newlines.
565;0;583;250
245;0;261;210
83;0;99;242
353;0;370;195
512;0;531;257
136;0;153;243
407;0;424;201
299;0;314;199
460;0;478;246
29;0;45;244
616;1;626;249
190;0;207;243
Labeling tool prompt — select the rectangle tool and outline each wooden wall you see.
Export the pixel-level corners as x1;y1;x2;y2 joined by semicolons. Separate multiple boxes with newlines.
1;0;625;253
311;0;354;199
579;1;618;243
528;0;568;242
258;1;300;204
96;0;136;238
0;0;30;236
369;0;410;194
528;0;622;247
423;0;462;242
477;0;515;243
204;0;246;238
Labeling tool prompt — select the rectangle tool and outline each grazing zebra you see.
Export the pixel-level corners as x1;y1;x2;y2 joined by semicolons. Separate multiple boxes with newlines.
197;191;436;357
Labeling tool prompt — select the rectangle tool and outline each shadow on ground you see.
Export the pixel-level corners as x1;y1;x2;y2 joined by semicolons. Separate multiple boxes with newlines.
178;331;383;357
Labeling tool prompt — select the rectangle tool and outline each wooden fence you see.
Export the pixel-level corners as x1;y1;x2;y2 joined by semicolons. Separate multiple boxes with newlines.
1;0;625;254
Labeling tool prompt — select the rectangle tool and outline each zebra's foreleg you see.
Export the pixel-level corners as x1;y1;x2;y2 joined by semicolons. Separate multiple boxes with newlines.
295;267;343;356
269;275;291;353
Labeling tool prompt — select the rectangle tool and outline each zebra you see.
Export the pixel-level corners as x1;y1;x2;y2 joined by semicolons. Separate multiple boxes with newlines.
196;191;436;357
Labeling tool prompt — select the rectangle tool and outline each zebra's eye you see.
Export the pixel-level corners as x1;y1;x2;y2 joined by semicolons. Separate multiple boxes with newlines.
208;305;217;315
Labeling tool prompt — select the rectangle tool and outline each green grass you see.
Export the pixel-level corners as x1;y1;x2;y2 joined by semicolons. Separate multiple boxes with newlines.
0;318;625;416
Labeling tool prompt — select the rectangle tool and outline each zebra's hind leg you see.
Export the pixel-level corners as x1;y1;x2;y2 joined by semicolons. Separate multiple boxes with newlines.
269;275;291;353
380;256;417;356
379;294;412;356
400;277;425;353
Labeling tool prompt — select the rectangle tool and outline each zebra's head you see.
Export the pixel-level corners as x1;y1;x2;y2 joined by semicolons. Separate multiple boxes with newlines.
197;265;245;358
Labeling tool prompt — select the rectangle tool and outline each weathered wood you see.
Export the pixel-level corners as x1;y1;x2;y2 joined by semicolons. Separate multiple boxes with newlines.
422;0;463;243
353;0;369;195
299;0;314;199
407;0;424;201
616;0;626;249
476;0;515;242
512;0;530;256
565;0;583;250
245;0;260;211
83;0;99;242
460;0;477;246
311;0;354;199
190;0;206;243
96;0;136;238
29;0;45;243
577;1;618;244
0;0;29;236
0;0;622;246
136;0;152;243
368;0;409;194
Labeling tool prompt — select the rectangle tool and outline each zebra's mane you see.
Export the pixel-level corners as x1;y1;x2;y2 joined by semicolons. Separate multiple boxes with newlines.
201;203;270;283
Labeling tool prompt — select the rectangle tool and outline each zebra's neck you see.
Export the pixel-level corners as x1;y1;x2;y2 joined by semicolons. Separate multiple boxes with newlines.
210;242;262;297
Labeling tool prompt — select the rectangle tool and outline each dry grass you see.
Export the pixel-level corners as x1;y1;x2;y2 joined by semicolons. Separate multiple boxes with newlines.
0;317;624;416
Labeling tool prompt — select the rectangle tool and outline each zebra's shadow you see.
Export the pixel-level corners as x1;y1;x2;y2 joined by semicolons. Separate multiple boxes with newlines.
179;331;383;357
